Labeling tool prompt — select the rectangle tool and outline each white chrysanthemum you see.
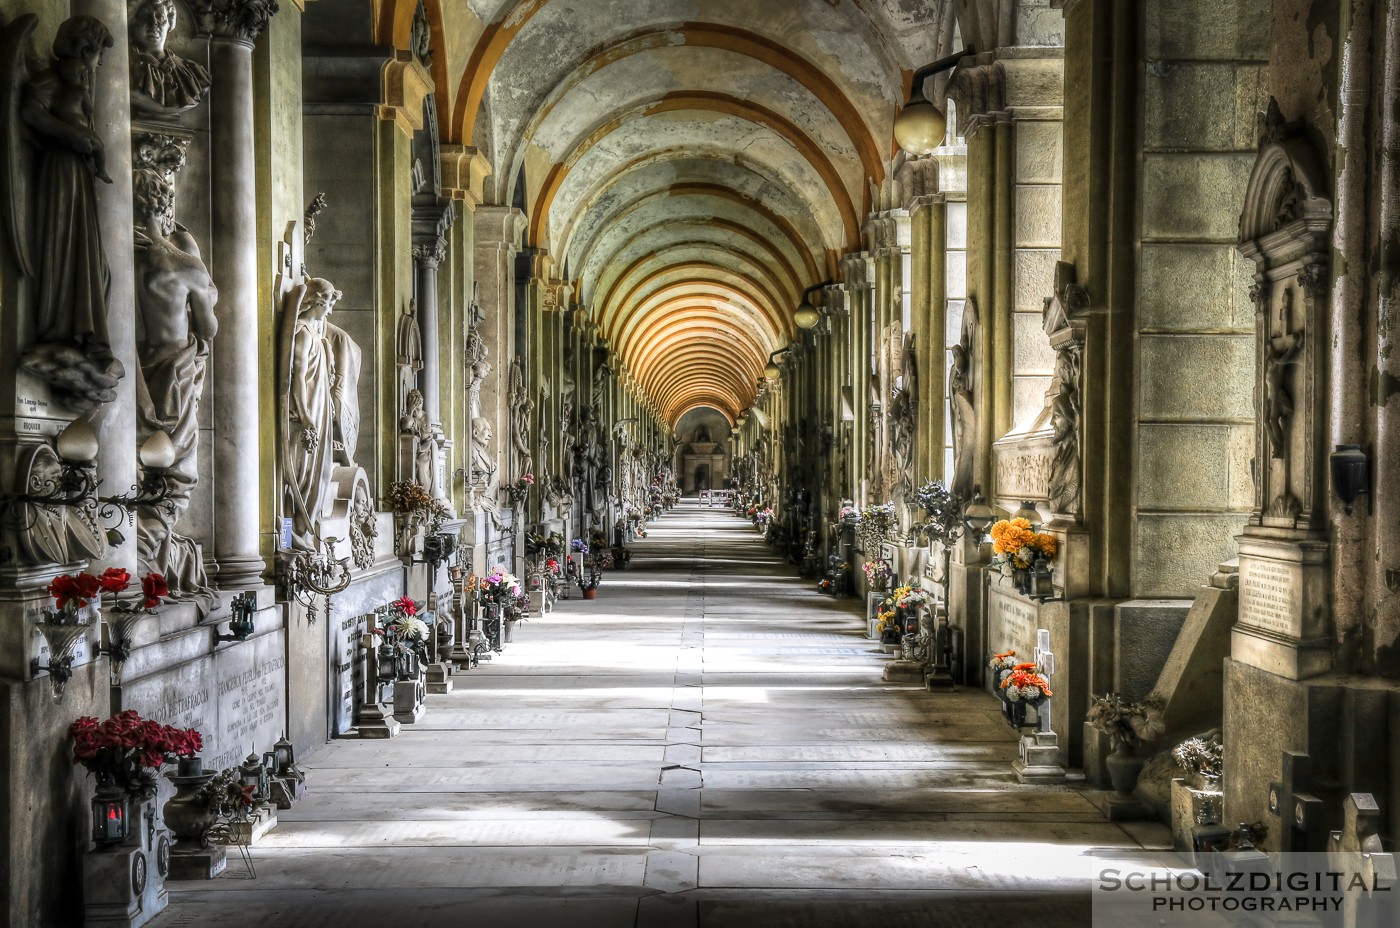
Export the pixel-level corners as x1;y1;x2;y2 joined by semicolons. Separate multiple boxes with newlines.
393;616;429;640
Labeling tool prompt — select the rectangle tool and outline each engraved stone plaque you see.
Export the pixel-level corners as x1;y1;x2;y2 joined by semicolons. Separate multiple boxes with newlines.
332;612;368;737
1238;557;1299;638
987;585;1039;659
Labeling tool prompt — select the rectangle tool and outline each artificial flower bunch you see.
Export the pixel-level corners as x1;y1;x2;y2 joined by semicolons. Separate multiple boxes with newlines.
989;518;1058;568
999;663;1053;702
70;710;203;798
1172;730;1223;785
988;649;1019;672
838;504;860;524
568;538;590;554
1087;692;1166;750
382;479;433;514
861;559;893;589
481;567;523;603
47;568;169;618
895;587;929;610
385;596;428;641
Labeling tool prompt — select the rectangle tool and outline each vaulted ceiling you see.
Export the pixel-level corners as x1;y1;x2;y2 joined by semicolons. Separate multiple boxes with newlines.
406;0;962;424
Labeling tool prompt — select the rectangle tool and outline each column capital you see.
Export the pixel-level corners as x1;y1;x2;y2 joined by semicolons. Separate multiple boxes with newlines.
412;240;447;268
193;0;278;44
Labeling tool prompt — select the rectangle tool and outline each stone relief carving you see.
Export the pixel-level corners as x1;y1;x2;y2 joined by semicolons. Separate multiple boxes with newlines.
410;0;433;69
7;15;126;412
1043;261;1087;518
396;299;423;406
128;0;211;119
132;160;218;593
948;296;979;498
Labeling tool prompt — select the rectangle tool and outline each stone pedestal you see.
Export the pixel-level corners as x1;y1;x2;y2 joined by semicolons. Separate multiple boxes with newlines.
218;806;277;846
269;775;306;809
1014;730;1067;784
356;702;401;739
1231;536;1332;680
1170;778;1223;852
881;660;923;683
167;845;226;881
425;662;454;694
83;814;169;928
393;677;426;725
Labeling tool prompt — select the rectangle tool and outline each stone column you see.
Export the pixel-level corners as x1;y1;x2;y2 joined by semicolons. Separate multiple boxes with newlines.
195;0;277;588
411;200;455;513
75;0;138;574
412;202;454;433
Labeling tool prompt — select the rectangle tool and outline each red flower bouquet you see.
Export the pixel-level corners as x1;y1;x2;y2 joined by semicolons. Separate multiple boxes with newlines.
70;710;202;799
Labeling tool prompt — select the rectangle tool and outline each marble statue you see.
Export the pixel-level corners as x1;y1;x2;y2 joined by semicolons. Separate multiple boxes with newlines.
1047;349;1081;516
889;337;917;504
1264;288;1304;460
132;165;217;592
326;320;361;465
278;277;343;549
948;297;978;499
12;16;125;412
128;0;211;119
508;357;534;478
465;285;490;420
399;387;437;494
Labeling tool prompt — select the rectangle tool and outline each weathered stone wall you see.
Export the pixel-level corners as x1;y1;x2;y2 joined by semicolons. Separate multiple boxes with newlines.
1132;0;1267;598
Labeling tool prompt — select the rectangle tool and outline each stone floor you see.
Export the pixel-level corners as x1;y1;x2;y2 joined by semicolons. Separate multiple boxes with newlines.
163;502;1168;927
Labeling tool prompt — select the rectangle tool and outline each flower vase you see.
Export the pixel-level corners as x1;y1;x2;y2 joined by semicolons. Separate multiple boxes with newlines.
582;587;597;601
1012;567;1032;596
1105;742;1145;797
162;759;217;849
1003;696;1045;731
880;625;901;645
504;619;516;643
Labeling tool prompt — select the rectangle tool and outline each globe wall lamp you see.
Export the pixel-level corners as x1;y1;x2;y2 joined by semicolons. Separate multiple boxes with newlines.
764;347;795;380
794;281;833;330
963;491;994;538
2;418;101;511
894;45;974;156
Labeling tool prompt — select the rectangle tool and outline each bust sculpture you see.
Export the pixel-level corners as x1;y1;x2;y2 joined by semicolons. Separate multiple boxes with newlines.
128;0;211;118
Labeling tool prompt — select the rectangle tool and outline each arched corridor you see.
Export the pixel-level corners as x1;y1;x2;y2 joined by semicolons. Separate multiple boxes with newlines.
2;0;1398;923
165;503;1163;927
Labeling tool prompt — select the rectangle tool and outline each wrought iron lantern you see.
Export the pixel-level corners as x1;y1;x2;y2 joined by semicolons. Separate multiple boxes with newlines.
271;733;296;776
91;787;128;846
239;751;270;804
213;591;258;644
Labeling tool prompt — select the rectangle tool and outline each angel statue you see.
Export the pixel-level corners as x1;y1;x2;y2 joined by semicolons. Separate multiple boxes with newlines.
6;15;125;411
